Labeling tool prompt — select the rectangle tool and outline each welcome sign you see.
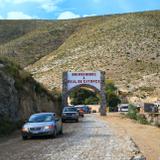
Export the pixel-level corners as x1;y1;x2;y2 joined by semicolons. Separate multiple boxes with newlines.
67;71;101;90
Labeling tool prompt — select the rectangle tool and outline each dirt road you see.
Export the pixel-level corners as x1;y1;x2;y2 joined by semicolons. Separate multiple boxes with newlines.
0;114;139;160
100;113;160;160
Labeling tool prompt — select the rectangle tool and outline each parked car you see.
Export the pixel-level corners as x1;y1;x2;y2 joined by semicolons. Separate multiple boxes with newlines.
81;105;91;114
74;106;84;117
120;106;128;112
21;112;63;140
62;107;79;122
118;104;129;112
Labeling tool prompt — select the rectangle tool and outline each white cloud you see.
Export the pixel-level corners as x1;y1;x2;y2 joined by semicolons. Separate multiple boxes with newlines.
11;0;62;12
57;11;80;20
41;3;57;12
83;14;96;17
6;11;34;19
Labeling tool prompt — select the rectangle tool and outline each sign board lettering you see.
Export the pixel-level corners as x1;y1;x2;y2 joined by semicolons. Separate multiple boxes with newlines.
67;71;101;90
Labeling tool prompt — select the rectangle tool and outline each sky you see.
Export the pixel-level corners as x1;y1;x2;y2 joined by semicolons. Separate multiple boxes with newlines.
0;0;160;20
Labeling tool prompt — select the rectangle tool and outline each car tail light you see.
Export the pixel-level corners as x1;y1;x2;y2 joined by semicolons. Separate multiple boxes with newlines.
80;109;84;113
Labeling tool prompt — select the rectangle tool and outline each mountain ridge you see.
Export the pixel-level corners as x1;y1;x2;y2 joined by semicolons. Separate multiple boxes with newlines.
0;10;160;102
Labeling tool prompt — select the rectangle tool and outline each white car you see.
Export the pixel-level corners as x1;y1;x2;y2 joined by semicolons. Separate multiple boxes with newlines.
118;104;129;112
120;106;128;112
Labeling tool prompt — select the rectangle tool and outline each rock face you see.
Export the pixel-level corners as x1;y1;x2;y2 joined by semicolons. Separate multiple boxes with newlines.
0;71;19;121
0;59;60;123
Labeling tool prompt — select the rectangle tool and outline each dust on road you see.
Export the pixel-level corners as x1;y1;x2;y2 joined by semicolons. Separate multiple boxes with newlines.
0;114;138;160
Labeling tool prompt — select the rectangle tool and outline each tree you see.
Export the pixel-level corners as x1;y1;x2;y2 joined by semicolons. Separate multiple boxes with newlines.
105;80;121;112
70;88;100;105
107;92;121;111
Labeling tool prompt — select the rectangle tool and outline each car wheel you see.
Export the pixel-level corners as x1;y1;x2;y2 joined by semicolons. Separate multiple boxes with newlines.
51;129;57;138
76;119;79;122
22;135;28;140
59;127;63;135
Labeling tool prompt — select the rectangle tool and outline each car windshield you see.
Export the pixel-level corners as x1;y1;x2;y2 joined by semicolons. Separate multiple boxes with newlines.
28;114;53;123
122;106;128;109
64;107;77;112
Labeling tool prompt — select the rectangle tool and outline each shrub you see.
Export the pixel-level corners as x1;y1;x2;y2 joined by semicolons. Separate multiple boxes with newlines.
136;114;149;124
70;88;100;105
127;104;138;120
0;56;20;77
126;104;150;125
0;56;31;90
105;80;121;112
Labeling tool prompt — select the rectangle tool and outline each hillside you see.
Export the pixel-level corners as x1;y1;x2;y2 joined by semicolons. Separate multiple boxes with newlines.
0;20;82;67
0;57;61;135
0;11;160;102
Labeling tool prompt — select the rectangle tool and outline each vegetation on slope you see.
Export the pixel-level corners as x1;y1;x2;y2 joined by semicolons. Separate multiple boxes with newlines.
25;11;160;99
0;11;159;100
0;20;80;67
0;56;61;136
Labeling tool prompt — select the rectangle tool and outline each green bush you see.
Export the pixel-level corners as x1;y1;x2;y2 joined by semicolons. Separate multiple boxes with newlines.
136;114;149;124
0;56;19;77
105;80;121;112
0;56;31;90
127;104;138;120
70;88;100;105
127;104;150;125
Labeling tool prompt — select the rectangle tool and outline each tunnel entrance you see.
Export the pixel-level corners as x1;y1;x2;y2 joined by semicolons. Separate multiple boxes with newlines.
62;71;106;116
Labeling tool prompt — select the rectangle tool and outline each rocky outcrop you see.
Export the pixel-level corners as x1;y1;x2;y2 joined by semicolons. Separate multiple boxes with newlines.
0;70;19;121
0;58;61;124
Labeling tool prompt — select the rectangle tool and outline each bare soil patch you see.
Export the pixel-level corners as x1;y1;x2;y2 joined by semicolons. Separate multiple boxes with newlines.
98;113;160;160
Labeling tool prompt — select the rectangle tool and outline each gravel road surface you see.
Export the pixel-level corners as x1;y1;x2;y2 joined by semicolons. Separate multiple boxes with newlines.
0;114;139;160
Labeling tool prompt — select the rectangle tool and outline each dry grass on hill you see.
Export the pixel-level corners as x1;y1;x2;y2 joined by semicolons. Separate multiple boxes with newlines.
0;11;159;100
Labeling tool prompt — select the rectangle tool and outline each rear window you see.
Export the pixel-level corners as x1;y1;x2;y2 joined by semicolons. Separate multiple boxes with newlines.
121;106;128;109
64;107;77;112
